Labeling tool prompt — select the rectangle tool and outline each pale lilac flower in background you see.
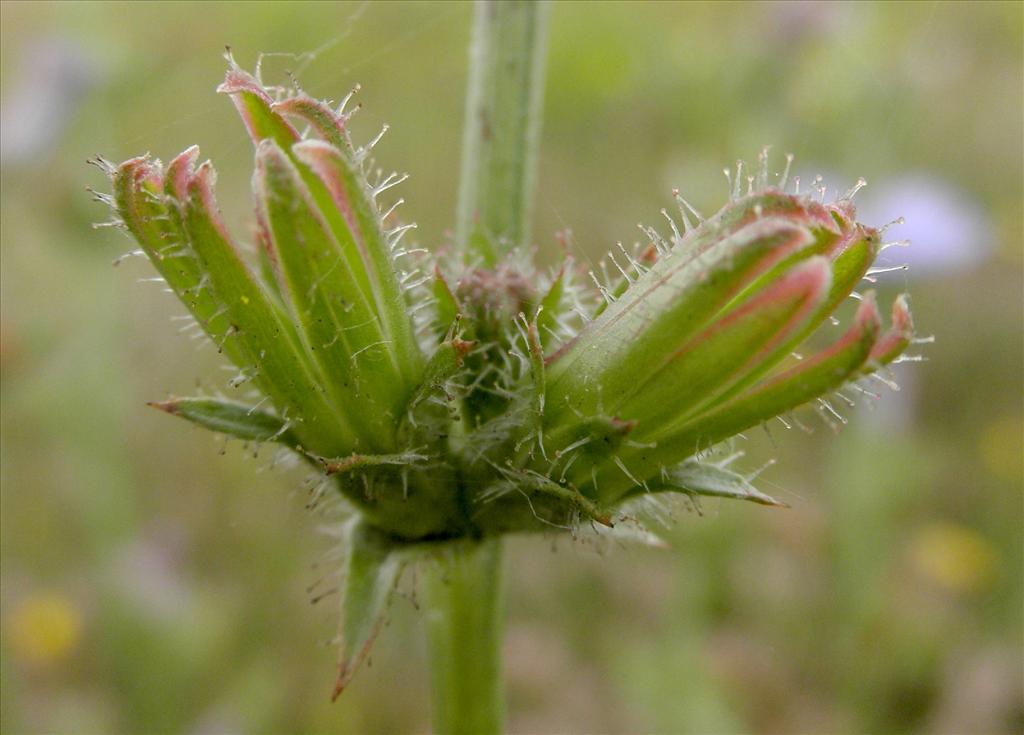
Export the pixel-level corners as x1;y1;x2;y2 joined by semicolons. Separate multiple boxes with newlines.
845;174;987;430
856;175;994;277
767;1;857;46
786;167;992;284
0;37;97;166
655;159;989;287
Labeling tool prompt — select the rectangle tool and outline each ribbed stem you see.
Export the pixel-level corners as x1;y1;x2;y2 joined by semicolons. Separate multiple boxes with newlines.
455;0;550;264
423;538;505;735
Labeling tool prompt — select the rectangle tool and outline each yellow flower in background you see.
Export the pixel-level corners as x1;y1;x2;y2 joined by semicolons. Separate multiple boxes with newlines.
8;593;82;666
909;522;999;595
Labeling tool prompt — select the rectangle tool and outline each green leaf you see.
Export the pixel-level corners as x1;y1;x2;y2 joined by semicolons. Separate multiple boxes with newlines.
521;313;545;421
643;458;785;506
432;267;462;333
148;397;301;449
331;518;407;700
535;264;567;351
319;451;429;475
487;466;613;527
583;518;669;549
407;337;474;414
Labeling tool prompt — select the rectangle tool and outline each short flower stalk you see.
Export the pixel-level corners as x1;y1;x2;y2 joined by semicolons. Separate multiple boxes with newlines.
95;1;916;732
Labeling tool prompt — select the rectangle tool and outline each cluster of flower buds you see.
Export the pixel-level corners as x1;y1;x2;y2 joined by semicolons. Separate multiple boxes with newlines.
98;60;914;692
537;183;914;508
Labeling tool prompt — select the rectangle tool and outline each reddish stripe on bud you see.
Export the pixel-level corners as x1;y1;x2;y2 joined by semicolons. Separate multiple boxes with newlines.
217;66;300;147
683;255;832;367
186;161;235;245
870;294;914;365
546;216;816;392
164;145;199;201
754;291;881;397
273;96;348;150
624;256;833;435
217;66;275;101
115;155;162;196
581;291;884;503
291;140;365;256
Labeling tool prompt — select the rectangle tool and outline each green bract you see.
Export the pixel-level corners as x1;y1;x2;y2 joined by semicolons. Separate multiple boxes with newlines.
100;58;913;695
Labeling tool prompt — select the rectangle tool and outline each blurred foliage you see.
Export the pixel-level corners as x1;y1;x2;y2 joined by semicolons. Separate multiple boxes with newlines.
1;1;1021;733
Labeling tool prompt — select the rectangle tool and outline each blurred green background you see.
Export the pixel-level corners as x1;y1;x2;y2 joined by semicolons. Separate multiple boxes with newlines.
2;1;1021;733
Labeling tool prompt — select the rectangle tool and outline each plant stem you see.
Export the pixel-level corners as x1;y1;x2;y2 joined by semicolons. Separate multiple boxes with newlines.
423;4;549;731
423;538;505;735
455;0;550;264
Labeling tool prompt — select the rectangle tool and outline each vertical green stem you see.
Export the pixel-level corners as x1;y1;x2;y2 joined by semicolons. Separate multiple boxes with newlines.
455;0;550;264
423;538;505;735
424;3;549;731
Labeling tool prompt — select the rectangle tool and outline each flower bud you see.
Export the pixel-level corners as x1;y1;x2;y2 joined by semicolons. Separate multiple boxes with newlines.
539;188;911;505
